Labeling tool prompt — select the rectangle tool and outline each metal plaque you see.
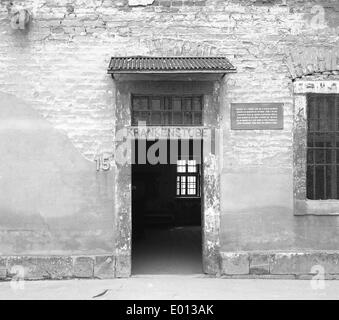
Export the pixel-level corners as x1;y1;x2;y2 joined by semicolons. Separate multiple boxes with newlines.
231;103;284;130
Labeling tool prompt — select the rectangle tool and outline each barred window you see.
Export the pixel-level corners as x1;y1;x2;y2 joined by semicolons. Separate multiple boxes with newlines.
132;95;203;126
307;94;339;200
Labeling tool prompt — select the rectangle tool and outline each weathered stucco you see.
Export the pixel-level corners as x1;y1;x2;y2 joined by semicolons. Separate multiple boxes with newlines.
0;92;115;256
0;0;338;278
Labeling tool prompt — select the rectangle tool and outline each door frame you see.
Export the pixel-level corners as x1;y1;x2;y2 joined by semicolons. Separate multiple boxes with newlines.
113;80;222;277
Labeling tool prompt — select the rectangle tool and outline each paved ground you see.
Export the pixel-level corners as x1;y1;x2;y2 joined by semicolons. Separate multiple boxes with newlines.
1;275;339;300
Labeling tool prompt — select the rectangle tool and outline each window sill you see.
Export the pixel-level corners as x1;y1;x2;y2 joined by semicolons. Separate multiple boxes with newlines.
305;199;339;215
176;196;201;199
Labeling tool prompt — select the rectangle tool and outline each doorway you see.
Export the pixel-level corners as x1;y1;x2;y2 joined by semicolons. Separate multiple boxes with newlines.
131;138;203;274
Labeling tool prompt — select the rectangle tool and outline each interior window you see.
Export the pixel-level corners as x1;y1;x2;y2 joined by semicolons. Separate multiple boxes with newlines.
176;160;200;197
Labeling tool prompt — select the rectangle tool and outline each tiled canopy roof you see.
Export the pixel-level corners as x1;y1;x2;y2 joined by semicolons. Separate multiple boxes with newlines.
107;56;236;73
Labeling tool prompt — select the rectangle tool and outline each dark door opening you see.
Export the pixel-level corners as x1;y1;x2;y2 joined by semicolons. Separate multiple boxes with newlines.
132;139;202;274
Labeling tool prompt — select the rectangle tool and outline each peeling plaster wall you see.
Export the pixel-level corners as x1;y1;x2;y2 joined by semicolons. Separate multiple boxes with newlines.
0;92;115;255
0;0;338;258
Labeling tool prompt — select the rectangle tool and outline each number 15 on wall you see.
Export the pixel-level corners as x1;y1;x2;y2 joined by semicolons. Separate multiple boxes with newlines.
94;154;113;171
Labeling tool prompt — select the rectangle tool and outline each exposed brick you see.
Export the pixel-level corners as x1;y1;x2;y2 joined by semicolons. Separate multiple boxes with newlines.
183;1;194;6
115;0;128;6
160;0;171;7
102;0;114;7
61;19;83;27
194;1;206;6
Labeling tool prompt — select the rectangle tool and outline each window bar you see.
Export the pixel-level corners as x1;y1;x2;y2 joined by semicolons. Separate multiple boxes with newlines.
181;97;184;125
312;97;316;198
331;95;336;198
160;96;163;124
317;95;320;132
335;94;338;198
173;96;176;126
323;96;327;198
146;96;152;126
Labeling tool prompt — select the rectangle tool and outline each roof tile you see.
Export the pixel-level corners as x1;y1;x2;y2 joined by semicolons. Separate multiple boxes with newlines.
108;56;236;73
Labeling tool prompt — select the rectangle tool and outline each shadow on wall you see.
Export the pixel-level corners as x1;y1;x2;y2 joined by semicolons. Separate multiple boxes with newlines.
0;92;114;255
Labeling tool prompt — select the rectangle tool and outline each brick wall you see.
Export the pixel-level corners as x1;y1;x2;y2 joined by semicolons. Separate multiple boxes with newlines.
0;0;338;266
0;0;337;158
